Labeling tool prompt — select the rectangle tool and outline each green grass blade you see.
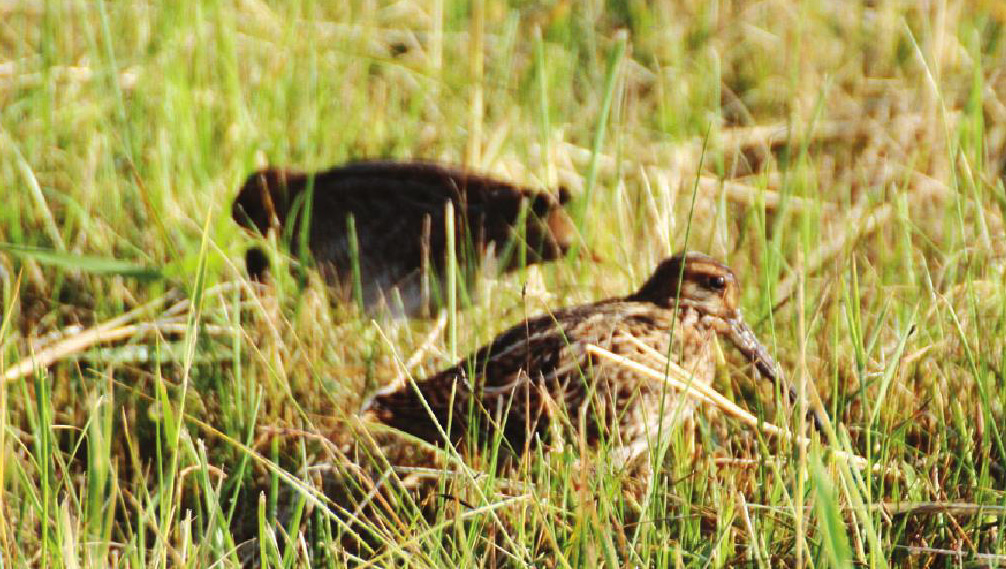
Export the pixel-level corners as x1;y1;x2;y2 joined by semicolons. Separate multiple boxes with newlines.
0;243;161;280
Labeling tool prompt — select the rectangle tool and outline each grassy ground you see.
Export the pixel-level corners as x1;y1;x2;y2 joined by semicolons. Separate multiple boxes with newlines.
2;0;1006;566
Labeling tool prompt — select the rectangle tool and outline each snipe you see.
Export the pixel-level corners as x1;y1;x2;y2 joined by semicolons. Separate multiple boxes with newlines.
365;252;794;462
232;161;577;315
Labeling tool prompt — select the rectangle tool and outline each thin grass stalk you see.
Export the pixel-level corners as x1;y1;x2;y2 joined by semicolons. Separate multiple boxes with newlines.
795;250;808;569
466;0;484;167
0;271;18;560
226;387;263;527
580;30;626;236
446;201;457;361
280;439;311;567
300;174;317;278
346;213;364;311
533;27;554;187
811;453;854;567
257;492;278;569
85;387;113;564
33;371;52;566
9;140;64;252
159;206;212;550
194;440;239;565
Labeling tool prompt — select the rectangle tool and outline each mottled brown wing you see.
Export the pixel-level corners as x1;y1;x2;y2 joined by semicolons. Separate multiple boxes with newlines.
367;306;580;448
368;301;682;452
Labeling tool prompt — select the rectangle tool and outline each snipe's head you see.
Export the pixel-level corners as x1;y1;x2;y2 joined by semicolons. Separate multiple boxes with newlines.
630;252;780;381
629;252;740;315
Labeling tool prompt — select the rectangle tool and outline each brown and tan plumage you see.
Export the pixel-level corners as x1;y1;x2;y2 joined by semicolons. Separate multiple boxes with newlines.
365;252;790;460
231;161;576;315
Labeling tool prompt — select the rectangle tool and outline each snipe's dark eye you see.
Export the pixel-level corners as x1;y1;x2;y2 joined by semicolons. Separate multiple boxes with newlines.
706;275;727;291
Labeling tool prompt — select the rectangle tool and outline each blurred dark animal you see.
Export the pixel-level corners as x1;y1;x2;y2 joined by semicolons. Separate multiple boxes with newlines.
232;161;577;315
